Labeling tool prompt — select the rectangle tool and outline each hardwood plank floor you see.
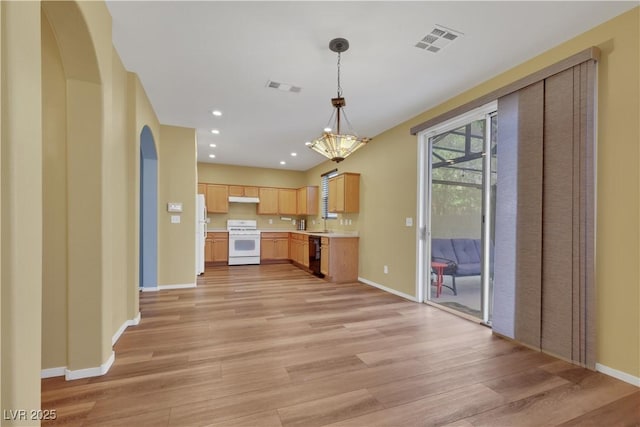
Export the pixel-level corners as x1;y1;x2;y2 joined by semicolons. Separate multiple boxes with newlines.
41;264;639;426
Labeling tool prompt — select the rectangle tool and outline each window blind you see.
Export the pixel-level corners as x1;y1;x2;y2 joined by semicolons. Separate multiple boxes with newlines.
321;169;338;219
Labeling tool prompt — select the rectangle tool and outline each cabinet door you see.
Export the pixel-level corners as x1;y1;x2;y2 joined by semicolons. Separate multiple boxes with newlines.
321;238;330;275
197;183;207;195
302;241;310;267
278;188;297;215
296;187;307;215
212;237;228;262
328;178;338;213
275;238;289;260
228;185;244;197
260;239;275;260
205;239;214;262
335;175;345;212
257;188;278;214
206;184;229;213
244;186;259;197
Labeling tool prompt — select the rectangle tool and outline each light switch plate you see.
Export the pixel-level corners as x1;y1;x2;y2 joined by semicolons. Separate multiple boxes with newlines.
405;217;413;227
171;215;181;224
167;202;183;213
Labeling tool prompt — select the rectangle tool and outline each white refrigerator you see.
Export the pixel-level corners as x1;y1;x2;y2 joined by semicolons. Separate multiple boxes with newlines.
196;194;207;275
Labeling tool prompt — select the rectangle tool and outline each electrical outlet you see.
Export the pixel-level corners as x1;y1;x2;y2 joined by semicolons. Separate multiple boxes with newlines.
384;265;389;274
406;217;413;227
269;219;273;224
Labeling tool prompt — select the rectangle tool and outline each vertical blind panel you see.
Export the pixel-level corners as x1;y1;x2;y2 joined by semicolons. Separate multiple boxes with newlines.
541;68;575;360
514;81;545;348
584;61;596;369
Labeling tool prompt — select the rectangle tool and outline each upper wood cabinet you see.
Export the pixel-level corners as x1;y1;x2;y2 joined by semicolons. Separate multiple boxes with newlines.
297;186;319;216
278;188;297;215
257;187;278;215
229;185;259;197
197;183;206;195
206;184;229;213
328;173;360;213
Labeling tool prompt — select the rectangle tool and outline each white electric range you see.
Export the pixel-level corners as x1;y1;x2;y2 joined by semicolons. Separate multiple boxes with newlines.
227;220;261;265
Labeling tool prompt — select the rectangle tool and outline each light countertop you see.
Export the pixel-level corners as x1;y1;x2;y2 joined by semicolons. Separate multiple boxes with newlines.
207;228;358;238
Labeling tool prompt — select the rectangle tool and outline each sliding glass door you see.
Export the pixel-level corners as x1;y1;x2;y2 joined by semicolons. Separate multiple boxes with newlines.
418;104;496;324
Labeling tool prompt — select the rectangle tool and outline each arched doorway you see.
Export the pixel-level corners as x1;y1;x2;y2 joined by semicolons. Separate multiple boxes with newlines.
140;125;158;289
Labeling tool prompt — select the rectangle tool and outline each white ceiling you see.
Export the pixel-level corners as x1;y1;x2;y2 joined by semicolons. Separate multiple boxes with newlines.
106;1;636;171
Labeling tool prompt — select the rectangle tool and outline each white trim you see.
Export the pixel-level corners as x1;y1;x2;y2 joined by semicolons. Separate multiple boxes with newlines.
158;282;196;290
419;101;498;138
596;363;640;387
41;366;66;379
358;277;419;302
64;351;115;381
112;312;142;345
140;285;159;292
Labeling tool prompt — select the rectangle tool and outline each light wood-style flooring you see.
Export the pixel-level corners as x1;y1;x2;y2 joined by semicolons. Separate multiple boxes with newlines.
42;264;640;426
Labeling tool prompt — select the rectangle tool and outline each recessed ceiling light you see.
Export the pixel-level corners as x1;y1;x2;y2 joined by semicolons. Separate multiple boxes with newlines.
305;141;312;146
209;154;216;158
280;161;286;165
211;110;222;116
291;152;297;157
211;129;220;135
323;127;332;132
209;143;217;148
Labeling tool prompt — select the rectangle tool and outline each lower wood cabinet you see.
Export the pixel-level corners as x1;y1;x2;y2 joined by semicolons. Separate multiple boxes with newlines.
289;233;309;267
322;236;358;283
206;232;228;263
261;232;289;262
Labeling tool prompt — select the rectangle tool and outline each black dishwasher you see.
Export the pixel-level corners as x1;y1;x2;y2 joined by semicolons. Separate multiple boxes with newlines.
308;236;324;278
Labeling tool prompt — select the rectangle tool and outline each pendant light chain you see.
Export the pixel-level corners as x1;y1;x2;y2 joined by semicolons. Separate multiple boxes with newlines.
336;52;342;98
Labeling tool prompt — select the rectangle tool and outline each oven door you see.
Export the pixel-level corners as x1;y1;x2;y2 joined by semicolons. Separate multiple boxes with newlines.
228;234;260;258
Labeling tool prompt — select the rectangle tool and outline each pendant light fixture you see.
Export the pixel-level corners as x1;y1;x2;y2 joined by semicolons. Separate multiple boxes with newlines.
308;38;371;163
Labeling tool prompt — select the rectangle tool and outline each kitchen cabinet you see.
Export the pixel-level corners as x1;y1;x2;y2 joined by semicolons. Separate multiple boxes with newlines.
197;183;206;195
289;233;309;266
257;187;278;215
320;237;330;276
206;184;229;213
328;173;360;213
323;236;358;283
229;185;259;197
278;188;297;215
297;186;319;216
206;232;228;263
261;232;289;262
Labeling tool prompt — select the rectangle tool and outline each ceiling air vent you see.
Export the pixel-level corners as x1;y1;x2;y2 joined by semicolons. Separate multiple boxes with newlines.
415;25;463;53
266;80;302;93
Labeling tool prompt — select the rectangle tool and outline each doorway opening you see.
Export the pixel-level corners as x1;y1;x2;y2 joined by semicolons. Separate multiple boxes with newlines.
417;102;497;324
140;126;158;289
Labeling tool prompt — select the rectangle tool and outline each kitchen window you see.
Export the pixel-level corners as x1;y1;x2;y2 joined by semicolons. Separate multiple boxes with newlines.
321;169;338;219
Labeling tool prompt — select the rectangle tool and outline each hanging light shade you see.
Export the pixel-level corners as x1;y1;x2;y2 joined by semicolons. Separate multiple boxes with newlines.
309;38;371;163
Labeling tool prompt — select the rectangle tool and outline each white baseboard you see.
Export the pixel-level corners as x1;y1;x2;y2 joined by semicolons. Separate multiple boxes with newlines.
596;363;640;387
140;285;159;292
158;282;196;290
358;277;419;302
65;351;115;381
41;366;66;379
112;312;142;345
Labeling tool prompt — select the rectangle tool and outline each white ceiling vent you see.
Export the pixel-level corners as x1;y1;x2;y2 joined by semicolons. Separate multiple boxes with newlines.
415;25;463;53
266;80;302;93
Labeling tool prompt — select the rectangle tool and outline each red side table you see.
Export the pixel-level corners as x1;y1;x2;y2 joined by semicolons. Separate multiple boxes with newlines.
431;261;447;298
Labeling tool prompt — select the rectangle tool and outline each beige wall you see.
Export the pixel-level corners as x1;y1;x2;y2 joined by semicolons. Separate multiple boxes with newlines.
110;48;130;335
1;1;43;423
158;125;197;286
304;8;640;378
41;8;68;370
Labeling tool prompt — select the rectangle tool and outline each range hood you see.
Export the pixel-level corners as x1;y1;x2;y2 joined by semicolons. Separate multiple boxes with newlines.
228;196;260;204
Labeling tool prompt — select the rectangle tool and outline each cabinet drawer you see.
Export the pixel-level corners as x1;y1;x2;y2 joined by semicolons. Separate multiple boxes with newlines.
261;232;289;239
